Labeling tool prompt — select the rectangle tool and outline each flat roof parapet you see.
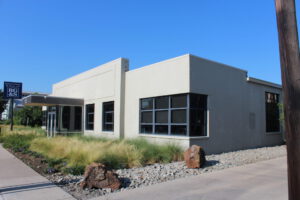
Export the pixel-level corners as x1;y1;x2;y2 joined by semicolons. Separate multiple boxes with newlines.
247;77;282;89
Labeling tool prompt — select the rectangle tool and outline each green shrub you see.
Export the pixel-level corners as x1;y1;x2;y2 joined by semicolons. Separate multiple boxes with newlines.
72;134;111;143
47;158;65;168
14;106;43;127
29;136;182;174
1;126;183;175
63;165;85;175
0;125;45;136
126;138;183;164
30;137;142;173
1;134;36;152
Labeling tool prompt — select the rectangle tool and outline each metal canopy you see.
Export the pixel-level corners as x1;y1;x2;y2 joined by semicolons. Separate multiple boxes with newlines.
22;95;84;106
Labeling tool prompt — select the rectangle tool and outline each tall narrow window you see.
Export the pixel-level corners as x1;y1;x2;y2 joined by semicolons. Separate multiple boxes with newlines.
189;94;207;136
140;98;154;134
85;104;94;130
62;106;71;130
74;106;82;131
170;94;187;136
265;92;280;132
42;111;47;126
103;101;114;131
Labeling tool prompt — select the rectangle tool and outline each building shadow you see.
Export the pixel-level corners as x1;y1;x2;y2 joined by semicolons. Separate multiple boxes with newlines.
0;181;56;195
203;160;219;167
119;177;131;188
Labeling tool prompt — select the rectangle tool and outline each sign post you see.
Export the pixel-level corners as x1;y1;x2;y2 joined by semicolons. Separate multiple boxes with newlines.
3;82;22;131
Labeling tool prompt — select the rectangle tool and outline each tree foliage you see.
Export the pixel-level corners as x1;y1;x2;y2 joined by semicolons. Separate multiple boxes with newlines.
14;106;42;127
278;103;284;123
0;89;8;116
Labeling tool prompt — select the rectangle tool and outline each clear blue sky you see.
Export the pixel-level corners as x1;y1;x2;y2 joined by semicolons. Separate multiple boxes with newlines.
0;0;299;93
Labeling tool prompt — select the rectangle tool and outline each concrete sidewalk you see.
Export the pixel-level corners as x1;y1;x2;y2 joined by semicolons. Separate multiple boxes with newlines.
96;156;288;200
0;145;75;200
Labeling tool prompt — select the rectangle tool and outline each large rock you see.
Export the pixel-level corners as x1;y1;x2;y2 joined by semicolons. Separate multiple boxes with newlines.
80;163;121;191
184;145;206;168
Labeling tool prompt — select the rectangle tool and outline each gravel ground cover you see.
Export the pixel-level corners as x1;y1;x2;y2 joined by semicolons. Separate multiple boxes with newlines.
47;145;286;200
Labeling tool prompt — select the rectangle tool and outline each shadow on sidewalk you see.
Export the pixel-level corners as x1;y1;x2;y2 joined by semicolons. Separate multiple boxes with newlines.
204;160;219;167
0;181;56;194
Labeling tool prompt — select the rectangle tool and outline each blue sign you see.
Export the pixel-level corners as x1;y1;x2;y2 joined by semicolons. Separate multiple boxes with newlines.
3;82;23;99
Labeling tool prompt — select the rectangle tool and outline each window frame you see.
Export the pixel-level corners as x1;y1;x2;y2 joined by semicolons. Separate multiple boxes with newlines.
265;92;280;133
85;104;94;131
74;106;82;131
102;101;114;132
62;106;71;130
139;93;208;137
42;110;47;126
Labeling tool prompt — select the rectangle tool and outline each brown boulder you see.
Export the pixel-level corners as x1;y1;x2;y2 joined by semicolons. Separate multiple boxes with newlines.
80;163;121;191
184;145;206;168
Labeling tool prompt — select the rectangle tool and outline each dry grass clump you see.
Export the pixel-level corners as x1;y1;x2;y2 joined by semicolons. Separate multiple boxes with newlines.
0;125;44;153
30;136;142;170
30;136;183;173
0;125;45;136
0;125;183;175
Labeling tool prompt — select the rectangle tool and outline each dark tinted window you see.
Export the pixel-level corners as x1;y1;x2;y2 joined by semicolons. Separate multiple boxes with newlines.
62;106;71;129
155;125;168;134
74;106;82;130
105;113;113;123
171;95;187;108
141;111;153;123
103;124;113;131
155;111;168;123
103;101;114;131
139;93;207;137
190;124;206;136
265;92;280;132
141;125;153;134
190;94;207;109
171;125;186;135
171;110;186;123
189;94;207;136
86;104;94;113
85;104;94;130
155;96;169;109
42;111;47;126
141;98;153;110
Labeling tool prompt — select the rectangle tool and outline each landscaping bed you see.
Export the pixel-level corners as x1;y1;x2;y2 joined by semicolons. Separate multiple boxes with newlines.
0;126;286;200
46;145;286;200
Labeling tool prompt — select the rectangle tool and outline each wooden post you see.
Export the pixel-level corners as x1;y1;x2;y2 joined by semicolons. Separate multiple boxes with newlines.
10;98;14;131
274;0;300;199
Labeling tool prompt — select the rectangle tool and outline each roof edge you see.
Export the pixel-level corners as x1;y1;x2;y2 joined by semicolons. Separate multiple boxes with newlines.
188;54;248;73
247;77;282;89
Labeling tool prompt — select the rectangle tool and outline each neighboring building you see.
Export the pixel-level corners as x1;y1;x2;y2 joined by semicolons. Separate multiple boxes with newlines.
1;92;47;120
23;54;284;154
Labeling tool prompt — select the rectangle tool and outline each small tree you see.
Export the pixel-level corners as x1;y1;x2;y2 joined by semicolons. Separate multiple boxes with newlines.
14;106;42;127
0;89;8;117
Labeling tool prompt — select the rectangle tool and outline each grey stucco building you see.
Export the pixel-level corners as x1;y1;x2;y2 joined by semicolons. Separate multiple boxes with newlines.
23;54;284;154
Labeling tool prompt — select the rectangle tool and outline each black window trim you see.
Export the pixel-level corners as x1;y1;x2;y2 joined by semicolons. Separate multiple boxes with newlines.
265;91;280;133
85;104;94;131
102;101;114;132
139;93;208;137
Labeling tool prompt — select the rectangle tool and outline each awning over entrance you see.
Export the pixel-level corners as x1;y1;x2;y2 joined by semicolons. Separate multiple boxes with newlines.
22;95;84;106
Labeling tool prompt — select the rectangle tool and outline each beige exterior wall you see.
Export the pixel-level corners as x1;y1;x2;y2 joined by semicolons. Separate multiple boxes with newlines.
50;54;283;154
189;55;283;153
124;55;190;147
52;58;128;139
124;54;283;153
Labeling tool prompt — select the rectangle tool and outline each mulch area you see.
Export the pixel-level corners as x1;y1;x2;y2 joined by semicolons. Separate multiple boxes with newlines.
7;149;49;176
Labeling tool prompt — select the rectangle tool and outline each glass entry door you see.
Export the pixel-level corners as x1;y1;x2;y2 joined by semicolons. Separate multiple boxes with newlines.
47;111;56;137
